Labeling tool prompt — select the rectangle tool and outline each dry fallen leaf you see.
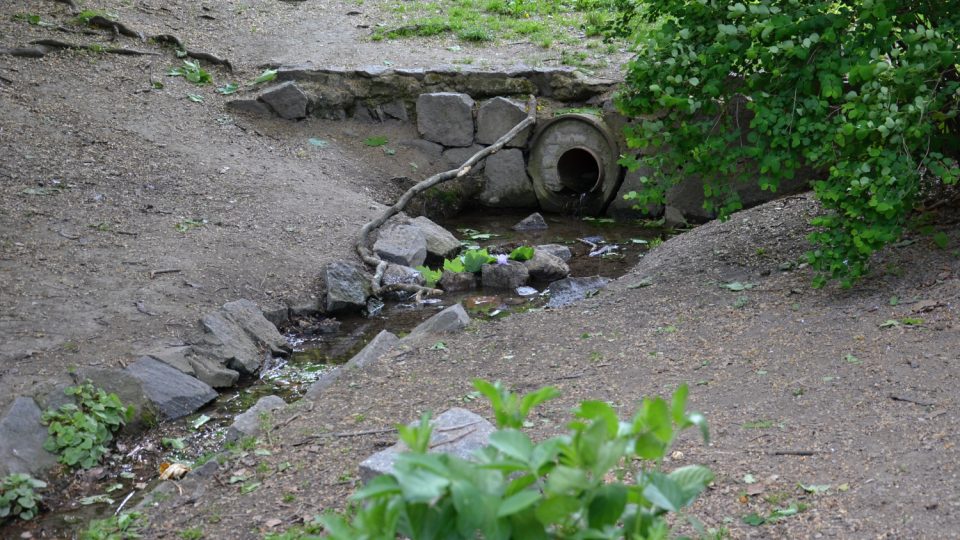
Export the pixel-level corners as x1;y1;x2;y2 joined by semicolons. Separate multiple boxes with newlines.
265;518;283;528
159;462;191;480
746;483;766;496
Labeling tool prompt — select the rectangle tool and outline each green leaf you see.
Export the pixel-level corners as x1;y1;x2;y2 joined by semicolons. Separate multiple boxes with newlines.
364;136;389;147
742;512;766;526
308;138;329;148
720;281;752;291
642;472;687;512
574;401;619;436
534;494;580;525
588;483;627;528
392;463;451;503
415;265;441;287
251;69;277;85
462;249;494;273
799;483;830;494
488;429;534;462
216;82;239;95
497;490;540;518
508;246;535;262
187;93;204;103
443;258;466;273
190;414;211;429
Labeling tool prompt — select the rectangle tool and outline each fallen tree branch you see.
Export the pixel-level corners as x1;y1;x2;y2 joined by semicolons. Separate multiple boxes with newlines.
356;95;537;297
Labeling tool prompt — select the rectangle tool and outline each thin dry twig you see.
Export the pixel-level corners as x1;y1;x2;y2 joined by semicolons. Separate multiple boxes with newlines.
356;96;537;297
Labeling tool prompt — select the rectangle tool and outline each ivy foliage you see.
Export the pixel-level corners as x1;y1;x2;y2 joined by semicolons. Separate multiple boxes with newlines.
616;0;959;286
314;380;711;539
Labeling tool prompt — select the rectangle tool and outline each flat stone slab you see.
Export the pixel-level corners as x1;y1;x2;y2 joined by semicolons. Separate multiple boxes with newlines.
222;299;290;356
416;92;476;147
125;357;217;420
439;270;476;292
476;96;533;148
480;148;537;207
147;346;239;388
512;212;548;231
359;407;495;482
404;304;471;341
200;310;262;375
0;397;58;478
536;244;572;262
225;395;286;443
258;81;309;120
374;224;428;268
306;330;399;399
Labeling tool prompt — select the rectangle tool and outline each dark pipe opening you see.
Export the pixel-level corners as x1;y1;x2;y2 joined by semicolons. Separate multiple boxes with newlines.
556;147;603;194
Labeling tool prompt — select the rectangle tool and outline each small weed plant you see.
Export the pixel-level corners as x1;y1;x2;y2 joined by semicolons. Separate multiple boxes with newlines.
0;473;46;522
167;60;212;85
311;380;710;538
42;381;133;469
81;511;147;540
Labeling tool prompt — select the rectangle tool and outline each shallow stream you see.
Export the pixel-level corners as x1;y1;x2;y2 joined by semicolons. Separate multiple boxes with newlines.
8;210;668;538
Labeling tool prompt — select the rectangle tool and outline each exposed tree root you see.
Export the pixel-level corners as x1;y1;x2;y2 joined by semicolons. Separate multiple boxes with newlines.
355;96;538;298
152;34;234;72
87;15;145;41
4;39;162;57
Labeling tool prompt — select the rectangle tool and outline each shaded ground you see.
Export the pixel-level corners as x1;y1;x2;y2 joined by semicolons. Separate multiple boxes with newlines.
2;1;959;539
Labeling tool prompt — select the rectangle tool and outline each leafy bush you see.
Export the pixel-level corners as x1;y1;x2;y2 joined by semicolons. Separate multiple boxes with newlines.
0;473;46;522
443;257;467;273
316;380;710;538
617;1;959;287
42;381;133;469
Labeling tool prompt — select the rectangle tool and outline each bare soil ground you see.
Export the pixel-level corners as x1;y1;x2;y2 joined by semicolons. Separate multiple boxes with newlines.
2;1;959;539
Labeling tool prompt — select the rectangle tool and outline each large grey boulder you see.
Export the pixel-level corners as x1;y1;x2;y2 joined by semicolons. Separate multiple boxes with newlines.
545;276;611;308
476;97;533;148
0;397;58;478
524;250;570;282
479;149;538;207
404;304;471;341
200;310;262;375
359;408;495;482
481;261;529;289
536;243;572;262
374;224;428;268
222;299;290;356
410;216;461;259
320;260;372;313
259;81;309;120
225;395;286;443
306;330;400;399
416;92;476;147
125;357;217;420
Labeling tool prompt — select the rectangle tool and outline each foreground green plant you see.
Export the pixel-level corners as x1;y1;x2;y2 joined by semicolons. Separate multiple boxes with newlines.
42;381;133;469
81;511;146;540
617;0;959;287
316;380;710;538
0;473;46;522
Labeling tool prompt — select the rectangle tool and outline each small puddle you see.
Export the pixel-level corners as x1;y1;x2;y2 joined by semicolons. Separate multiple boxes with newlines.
7;210;666;538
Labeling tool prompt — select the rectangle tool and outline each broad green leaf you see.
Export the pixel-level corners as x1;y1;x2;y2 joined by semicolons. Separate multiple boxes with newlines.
251;69;277;85
352;474;401;500
489;429;534;462
574;401;619;436
508;246;535;262
588;483;627;529
534;494;580;525
496;490;541;518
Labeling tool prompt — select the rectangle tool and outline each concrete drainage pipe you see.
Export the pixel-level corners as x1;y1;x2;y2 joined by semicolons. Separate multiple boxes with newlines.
527;113;622;215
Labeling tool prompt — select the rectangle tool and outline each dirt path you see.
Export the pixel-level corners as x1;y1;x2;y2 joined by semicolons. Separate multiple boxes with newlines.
2;1;959;538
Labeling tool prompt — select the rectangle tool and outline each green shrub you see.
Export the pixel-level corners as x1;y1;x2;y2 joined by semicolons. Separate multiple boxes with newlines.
315;380;710;538
617;1;959;287
42;381;133;469
0;473;46;522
